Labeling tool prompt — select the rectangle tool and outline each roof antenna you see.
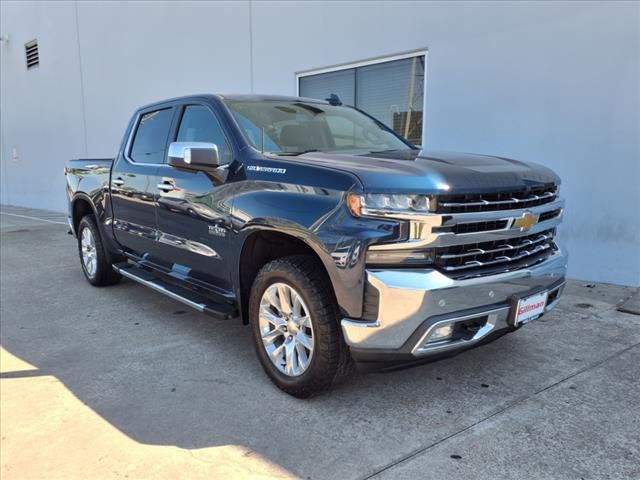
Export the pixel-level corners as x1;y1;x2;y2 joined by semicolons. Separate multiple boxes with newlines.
325;94;342;106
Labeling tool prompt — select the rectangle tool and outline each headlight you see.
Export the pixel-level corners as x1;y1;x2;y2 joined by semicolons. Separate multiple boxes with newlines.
347;193;432;217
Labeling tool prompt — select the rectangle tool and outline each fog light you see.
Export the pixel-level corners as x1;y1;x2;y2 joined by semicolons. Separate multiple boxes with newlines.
427;324;454;343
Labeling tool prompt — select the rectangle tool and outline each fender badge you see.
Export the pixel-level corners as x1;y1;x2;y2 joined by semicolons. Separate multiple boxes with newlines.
208;224;227;237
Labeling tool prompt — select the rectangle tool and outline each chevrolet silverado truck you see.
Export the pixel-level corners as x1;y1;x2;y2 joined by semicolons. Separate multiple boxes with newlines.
65;94;567;397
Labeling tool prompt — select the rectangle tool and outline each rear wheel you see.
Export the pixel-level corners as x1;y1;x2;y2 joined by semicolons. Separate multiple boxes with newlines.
77;215;121;286
249;255;351;397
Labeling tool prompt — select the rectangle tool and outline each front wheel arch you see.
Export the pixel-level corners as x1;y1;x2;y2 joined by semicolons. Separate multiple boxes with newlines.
237;229;339;324
248;255;351;397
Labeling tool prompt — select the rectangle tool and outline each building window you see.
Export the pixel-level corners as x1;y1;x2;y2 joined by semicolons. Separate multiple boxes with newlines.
297;52;426;145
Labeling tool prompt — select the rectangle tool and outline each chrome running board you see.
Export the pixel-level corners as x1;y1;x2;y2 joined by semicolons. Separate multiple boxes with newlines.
113;264;236;319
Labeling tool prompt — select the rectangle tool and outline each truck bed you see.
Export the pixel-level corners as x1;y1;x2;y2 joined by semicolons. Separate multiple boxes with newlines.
67;158;114;168
65;158;114;207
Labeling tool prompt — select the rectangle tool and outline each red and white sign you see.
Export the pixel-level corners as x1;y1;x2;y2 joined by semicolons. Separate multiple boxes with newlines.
514;291;548;325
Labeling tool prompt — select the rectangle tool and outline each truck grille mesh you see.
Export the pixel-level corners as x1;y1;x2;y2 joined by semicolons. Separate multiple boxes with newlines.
366;183;562;280
436;184;557;213
434;229;557;277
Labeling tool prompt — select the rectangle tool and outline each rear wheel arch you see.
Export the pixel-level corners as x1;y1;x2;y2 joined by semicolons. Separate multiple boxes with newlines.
76;214;122;286
71;195;97;236
72;195;124;264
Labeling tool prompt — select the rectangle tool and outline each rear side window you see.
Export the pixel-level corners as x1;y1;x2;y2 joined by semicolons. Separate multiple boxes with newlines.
130;108;173;164
177;105;231;163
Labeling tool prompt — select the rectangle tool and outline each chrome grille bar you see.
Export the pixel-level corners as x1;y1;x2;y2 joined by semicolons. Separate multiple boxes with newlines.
436;185;558;214
440;243;553;272
369;198;564;251
439;191;556;209
367;184;562;278
438;232;553;260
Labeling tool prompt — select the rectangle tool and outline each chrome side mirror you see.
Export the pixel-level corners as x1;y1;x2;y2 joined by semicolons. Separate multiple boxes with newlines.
168;142;220;168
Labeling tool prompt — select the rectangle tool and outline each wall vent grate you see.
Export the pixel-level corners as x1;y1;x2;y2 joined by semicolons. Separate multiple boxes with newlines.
25;40;39;69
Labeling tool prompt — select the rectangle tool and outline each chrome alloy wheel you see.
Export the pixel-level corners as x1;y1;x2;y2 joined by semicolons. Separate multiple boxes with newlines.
259;282;314;377
81;227;97;277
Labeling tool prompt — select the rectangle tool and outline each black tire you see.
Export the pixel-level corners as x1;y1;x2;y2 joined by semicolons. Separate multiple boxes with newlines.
249;255;351;398
77;214;121;287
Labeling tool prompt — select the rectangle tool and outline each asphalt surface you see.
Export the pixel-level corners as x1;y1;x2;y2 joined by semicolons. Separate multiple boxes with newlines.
1;205;639;479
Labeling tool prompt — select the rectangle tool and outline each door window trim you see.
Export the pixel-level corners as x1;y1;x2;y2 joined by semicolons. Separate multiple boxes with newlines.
172;103;234;164
124;106;175;167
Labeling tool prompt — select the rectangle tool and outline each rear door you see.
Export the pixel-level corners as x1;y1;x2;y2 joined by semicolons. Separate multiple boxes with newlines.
154;103;236;294
110;106;174;259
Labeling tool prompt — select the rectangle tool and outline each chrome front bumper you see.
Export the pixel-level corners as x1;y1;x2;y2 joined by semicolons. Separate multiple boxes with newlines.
341;245;568;357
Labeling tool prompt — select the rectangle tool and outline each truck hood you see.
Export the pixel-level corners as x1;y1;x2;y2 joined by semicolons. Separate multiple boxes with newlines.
281;149;560;194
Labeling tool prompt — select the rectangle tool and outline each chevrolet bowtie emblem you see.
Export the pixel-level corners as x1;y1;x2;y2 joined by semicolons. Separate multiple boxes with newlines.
513;211;538;231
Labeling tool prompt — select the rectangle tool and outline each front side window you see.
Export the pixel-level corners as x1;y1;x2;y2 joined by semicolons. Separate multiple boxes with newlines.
176;105;231;163
130;108;174;164
224;100;411;156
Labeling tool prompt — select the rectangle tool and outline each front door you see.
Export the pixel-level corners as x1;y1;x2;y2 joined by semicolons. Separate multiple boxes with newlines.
155;104;235;294
110;106;174;259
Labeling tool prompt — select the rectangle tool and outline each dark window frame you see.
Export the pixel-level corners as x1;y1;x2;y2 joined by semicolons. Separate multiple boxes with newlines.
127;107;175;165
173;103;233;165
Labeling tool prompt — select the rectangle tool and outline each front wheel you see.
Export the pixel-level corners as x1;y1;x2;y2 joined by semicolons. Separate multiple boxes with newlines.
249;255;350;398
77;214;121;286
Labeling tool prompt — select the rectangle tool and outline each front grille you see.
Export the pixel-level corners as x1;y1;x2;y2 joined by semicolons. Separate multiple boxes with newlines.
434;229;557;276
436;219;509;234
538;208;562;223
437;184;557;213
367;182;563;280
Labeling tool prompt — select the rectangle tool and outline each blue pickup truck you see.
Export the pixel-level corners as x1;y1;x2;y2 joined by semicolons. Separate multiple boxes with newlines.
65;94;567;397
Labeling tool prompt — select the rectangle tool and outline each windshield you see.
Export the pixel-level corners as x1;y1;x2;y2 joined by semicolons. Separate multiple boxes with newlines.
224;99;413;155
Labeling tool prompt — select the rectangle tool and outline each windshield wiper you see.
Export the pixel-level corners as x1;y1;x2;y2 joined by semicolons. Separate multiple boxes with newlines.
275;149;322;156
368;149;406;154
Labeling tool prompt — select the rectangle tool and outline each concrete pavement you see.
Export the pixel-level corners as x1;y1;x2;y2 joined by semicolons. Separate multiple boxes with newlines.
1;205;639;479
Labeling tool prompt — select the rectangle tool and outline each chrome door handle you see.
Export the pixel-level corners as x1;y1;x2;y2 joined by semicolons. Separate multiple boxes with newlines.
112;178;124;186
157;183;174;192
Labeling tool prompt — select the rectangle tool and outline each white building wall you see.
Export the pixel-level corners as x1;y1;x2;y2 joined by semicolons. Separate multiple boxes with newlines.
1;0;639;286
1;1;86;209
75;0;252;156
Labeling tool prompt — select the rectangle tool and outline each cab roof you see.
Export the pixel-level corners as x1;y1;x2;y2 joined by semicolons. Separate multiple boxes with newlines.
139;93;330;111
217;93;331;104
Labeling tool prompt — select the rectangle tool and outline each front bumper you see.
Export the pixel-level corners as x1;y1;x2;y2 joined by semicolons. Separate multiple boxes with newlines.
341;245;568;363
